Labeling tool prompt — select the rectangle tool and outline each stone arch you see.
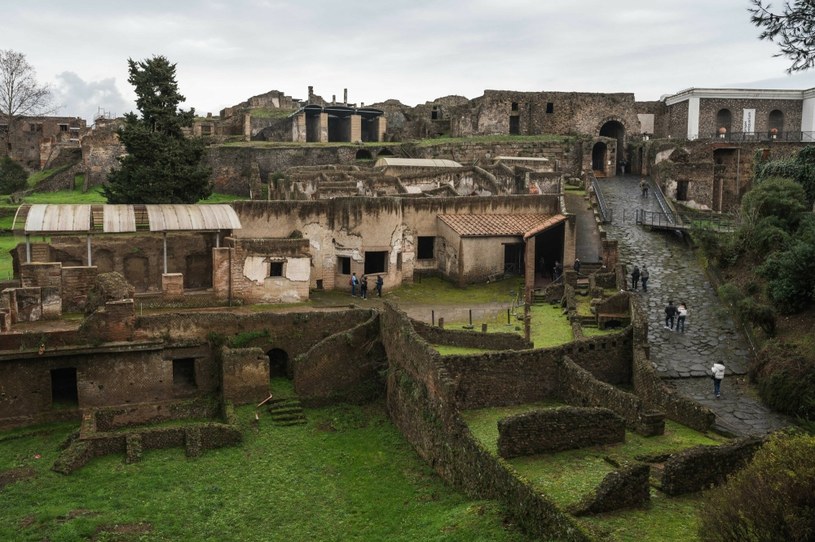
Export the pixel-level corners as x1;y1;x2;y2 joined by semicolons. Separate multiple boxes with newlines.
591;142;608;175
267;348;289;379
123;254;149;293
376;147;394;157
716;109;732;135
355;149;373;160
94;249;114;273
598;118;626;174
769;109;784;135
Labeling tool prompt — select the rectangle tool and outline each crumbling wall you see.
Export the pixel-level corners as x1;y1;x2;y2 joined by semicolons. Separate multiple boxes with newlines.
660;437;764;495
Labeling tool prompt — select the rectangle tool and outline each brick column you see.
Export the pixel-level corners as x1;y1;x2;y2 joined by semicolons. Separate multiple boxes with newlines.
350;114;362;143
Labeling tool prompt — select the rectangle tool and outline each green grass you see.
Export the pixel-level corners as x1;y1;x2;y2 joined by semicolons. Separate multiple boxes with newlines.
387;276;523;305
529;304;573;347
21;187;107;204
0;235;21;279
464;405;727;542
581;326;623;337
0;400;531;542
433;344;497;356
26;166;71;188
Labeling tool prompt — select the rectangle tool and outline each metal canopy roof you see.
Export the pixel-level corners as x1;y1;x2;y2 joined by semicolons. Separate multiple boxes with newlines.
375;157;462;168
14;204;241;234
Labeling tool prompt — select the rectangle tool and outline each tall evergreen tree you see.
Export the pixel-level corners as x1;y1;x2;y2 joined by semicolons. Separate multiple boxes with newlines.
104;56;211;204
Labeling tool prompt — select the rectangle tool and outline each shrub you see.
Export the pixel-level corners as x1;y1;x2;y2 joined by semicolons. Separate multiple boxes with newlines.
0;156;27;194
717;283;744;306
750;340;815;419
758;218;815;313
698;432;815;542
736;298;776;336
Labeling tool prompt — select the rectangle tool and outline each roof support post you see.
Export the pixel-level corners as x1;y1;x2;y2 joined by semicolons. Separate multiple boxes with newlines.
25;234;31;263
163;232;168;274
215;231;220;248
87;235;93;266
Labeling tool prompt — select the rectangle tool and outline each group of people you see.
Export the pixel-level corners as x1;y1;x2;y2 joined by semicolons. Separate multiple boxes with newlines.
350;273;383;299
664;300;689;332
629;265;650;292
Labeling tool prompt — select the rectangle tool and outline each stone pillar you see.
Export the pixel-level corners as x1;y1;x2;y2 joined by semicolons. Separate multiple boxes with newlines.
291;112;307;142
524;238;535;304
563;213;577;270
376;116;387;142
319;112;329;143
212;247;233;301
162;273;184;301
350;114;362;143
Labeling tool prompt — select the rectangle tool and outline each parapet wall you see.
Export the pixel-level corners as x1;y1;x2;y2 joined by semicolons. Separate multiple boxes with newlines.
412;319;532;351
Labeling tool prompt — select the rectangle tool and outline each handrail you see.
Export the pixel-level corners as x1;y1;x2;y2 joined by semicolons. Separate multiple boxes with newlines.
589;172;611;223
649;179;676;225
704;131;815;143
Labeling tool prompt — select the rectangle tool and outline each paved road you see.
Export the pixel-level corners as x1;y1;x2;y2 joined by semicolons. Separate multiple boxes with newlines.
595;175;789;437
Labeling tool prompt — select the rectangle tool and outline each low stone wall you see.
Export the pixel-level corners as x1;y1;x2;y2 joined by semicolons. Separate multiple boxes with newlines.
221;347;270;405
571;463;651;515
93;398;220;432
293;311;386;405
413;319;532;351
660;437;764;495
558;356;664;436
497;407;625;458
381;303;592;542
630;304;714;432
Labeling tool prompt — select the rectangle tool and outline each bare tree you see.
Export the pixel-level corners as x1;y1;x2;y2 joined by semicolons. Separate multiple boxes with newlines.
749;0;815;72
0;49;53;153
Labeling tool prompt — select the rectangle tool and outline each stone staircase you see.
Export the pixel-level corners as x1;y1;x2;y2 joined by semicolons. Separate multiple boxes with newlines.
267;398;308;427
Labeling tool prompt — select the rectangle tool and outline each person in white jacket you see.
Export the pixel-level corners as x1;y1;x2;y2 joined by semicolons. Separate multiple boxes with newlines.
711;362;726;398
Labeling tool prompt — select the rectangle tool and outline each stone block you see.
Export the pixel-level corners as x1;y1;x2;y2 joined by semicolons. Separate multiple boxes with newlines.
162;273;184;300
14;287;42;322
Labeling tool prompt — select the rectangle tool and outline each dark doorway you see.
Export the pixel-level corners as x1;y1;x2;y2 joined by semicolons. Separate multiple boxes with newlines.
591;142;607;174
173;358;197;391
769;110;784;136
676;180;689;202
185;253;212;289
338;256;351;275
355;149;373;160
509;116;520;135
364;251;387;274
504;243;524;275
534;222;565;280
599;121;625;173
268;349;289;378
51;367;78;407
377;147;394;156
716;109;732;136
417;237;435;260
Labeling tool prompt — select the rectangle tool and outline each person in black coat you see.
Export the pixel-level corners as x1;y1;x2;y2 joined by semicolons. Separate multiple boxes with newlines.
631;265;641;290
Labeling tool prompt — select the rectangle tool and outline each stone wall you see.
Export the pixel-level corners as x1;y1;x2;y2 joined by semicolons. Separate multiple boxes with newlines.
497;407;625;458
220;347;269;405
293;311;386;405
380;302;592;541
697;98;802;138
571;463;651;515
61;266;98;312
660;437;764;495
412;319;532;351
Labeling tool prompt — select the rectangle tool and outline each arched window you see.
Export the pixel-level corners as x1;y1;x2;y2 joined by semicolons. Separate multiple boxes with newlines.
716;109;732;136
769;110;784;136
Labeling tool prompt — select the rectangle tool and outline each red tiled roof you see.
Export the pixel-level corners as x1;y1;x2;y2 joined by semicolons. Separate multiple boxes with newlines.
437;214;566;237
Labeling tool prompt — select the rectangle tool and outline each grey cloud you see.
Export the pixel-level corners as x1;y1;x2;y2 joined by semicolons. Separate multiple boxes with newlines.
52;72;133;124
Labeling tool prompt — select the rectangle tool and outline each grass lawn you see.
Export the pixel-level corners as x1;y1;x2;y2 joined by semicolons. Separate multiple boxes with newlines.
387;276;523;305
463;404;728;542
0;399;531;542
0;234;22;279
528;303;573;347
433;344;497;356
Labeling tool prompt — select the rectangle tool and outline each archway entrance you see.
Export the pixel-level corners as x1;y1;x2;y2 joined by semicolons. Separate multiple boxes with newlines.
267;348;289;379
599;120;625;174
591;142;608;176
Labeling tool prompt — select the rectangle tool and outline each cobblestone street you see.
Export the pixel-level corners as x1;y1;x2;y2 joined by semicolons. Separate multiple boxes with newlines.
596;175;789;436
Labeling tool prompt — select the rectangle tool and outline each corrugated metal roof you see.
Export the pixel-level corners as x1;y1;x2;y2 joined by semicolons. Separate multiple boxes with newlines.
438;214;566;237
24;204;91;232
494;156;550;162
14;204;241;233
102;205;137;233
146;204;241;231
375;157;462;168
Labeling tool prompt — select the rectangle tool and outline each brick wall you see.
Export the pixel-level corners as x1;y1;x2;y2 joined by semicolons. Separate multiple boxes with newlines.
497;407;625;458
412;319;532;351
221;347;269;405
61;266;98;312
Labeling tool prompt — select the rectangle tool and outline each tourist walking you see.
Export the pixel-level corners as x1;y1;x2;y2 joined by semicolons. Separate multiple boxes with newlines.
664;300;677;330
640;178;649;197
375;275;383;297
573;258;581;275
360;275;368;299
553;261;563;282
631;265;641;290
711;361;726;398
640;265;650;292
677;302;688;332
350;273;358;297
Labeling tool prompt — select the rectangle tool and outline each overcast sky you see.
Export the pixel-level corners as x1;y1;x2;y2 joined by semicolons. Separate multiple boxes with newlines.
6;1;815;123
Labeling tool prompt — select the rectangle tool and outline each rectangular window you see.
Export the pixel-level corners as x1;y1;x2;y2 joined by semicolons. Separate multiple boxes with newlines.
51;367;78;407
269;261;284;277
59;124;69;132
201;125;212;136
546;102;554;114
338;256;351;275
173;359;197;390
417;236;435;260
0;124;7;133
364;251;388;274
29;123;42;133
511;102;519;111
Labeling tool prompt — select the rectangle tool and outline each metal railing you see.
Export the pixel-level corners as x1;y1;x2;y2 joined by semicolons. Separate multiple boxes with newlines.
590;173;611;223
704;131;815;143
649;179;677;226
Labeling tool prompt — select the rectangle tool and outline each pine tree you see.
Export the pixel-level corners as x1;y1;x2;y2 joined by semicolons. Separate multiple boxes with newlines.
103;56;211;204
